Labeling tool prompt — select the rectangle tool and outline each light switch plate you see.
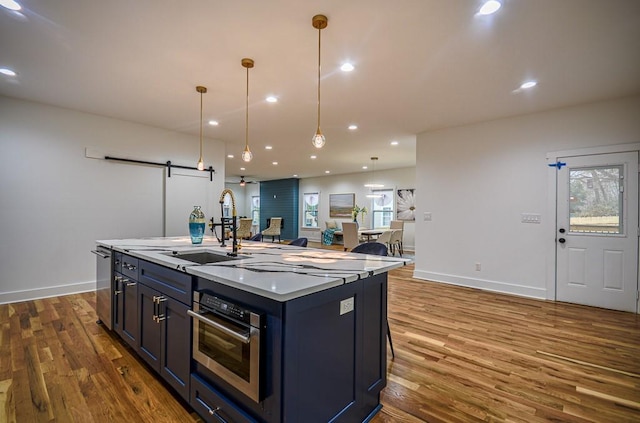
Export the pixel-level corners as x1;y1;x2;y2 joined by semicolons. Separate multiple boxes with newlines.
424;212;432;221
340;297;354;315
521;213;541;224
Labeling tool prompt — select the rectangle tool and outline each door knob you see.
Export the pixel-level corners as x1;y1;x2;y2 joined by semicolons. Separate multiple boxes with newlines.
558;238;566;243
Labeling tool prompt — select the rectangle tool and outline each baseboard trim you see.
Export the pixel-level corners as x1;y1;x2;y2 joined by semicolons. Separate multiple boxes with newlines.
0;280;96;305
412;270;547;300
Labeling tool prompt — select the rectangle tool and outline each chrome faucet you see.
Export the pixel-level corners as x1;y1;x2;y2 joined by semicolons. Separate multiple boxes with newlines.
219;188;238;256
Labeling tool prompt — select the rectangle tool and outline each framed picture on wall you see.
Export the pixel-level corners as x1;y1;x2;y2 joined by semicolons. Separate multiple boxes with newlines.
396;188;416;221
329;193;355;217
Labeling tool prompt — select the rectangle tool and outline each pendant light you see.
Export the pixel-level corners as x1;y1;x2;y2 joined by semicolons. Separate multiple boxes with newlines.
311;14;328;149
241;58;254;162
195;85;207;170
239;176;246;187
365;157;384;198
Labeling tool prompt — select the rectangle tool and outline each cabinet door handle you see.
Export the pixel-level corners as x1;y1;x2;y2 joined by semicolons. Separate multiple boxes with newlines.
156;296;166;322
152;296;159;322
152;296;166;322
114;276;122;295
125;281;136;287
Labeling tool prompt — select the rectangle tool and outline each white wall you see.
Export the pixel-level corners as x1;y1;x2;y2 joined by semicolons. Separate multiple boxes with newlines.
0;96;225;303
299;167;416;250
414;95;640;299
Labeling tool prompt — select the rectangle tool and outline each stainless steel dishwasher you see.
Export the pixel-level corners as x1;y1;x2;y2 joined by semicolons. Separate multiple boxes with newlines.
92;246;113;330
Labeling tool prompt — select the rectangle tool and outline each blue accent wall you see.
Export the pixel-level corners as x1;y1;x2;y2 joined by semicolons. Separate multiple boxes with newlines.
260;178;299;241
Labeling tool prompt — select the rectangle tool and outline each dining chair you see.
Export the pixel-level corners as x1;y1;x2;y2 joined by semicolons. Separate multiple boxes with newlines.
375;230;392;255
390;220;404;230
262;217;282;242
248;232;262;241
288;237;308;247
350;241;395;359
389;229;403;257
351;241;388;256
341;222;360;251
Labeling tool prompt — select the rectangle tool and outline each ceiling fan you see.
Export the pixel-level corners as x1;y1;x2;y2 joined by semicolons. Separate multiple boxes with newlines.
227;176;258;186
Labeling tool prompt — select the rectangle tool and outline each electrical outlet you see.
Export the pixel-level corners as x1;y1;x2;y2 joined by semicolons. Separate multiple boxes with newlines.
340;297;354;315
475;263;481;271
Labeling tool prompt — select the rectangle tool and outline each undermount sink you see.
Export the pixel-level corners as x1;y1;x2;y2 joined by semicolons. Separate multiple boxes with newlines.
164;251;240;265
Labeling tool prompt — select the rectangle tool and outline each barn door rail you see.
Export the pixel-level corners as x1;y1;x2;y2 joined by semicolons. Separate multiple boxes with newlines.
104;156;215;181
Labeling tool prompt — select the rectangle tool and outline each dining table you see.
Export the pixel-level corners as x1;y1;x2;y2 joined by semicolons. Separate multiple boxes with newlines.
359;229;383;242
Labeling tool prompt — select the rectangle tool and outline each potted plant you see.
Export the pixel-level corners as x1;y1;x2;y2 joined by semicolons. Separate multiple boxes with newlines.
352;205;367;228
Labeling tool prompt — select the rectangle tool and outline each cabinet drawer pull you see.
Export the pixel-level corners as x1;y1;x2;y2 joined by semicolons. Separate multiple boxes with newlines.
198;398;228;423
211;407;228;423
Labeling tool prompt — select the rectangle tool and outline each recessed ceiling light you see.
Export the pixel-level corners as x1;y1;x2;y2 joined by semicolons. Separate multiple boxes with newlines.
341;63;354;72
293;174;298;177
265;145;273;150
325;170;330;174
390;140;399;146
0;0;22;11
348;124;358;130
266;96;278;103
310;155;317;159
477;0;501;16
208;120;219;126
0;67;17;76
272;162;278;165
227;154;234;159
240;167;246;171
362;165;368;169
520;80;537;89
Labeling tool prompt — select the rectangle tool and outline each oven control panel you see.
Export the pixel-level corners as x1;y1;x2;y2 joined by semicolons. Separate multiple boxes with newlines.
199;292;251;325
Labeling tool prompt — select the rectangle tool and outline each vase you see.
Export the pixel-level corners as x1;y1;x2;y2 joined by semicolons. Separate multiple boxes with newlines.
189;205;206;244
353;218;359;229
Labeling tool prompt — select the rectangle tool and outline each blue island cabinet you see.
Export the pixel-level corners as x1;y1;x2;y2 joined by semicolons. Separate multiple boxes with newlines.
113;253;139;350
192;272;388;423
136;260;192;401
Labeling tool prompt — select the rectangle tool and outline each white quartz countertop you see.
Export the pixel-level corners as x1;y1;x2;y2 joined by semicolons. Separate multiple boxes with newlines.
97;236;410;301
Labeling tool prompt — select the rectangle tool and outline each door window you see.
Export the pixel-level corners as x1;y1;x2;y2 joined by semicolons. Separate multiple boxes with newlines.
569;166;623;234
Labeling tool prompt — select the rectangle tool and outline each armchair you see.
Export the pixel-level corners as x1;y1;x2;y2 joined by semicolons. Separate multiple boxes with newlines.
262;217;282;242
236;218;253;240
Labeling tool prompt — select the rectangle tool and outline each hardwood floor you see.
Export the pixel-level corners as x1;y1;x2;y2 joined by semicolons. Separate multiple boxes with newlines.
2;261;639;422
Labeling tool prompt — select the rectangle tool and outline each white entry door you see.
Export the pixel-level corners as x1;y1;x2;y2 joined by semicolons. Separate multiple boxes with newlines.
556;151;638;312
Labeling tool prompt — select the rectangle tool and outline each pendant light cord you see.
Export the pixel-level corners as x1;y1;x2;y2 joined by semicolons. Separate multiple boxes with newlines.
317;23;321;130
246;65;249;149
199;90;203;160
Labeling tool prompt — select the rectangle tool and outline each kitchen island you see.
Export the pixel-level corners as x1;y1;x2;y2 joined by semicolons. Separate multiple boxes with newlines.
96;236;409;423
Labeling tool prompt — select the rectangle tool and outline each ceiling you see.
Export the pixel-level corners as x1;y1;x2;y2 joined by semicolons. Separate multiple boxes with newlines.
1;1;639;183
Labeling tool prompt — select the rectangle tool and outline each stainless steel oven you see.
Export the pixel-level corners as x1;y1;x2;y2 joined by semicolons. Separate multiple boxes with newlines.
188;291;263;403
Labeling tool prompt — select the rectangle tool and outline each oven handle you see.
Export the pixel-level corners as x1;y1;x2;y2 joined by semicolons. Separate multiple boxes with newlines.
187;309;251;344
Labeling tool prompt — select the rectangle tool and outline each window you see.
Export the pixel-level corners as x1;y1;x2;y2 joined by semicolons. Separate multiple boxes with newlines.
303;192;319;228
251;196;260;226
370;189;394;229
222;193;231;218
